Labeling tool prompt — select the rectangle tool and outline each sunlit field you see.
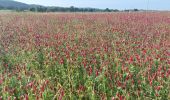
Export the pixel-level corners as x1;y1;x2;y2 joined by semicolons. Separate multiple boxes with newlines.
0;12;170;99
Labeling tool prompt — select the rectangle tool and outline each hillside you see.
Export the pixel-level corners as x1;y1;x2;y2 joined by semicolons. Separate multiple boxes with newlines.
0;0;30;10
0;0;117;12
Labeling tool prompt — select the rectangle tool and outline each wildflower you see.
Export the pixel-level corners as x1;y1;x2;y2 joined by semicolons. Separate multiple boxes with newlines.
0;79;3;85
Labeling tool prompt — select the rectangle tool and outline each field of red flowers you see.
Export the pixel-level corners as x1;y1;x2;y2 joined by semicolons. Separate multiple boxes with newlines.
0;12;170;99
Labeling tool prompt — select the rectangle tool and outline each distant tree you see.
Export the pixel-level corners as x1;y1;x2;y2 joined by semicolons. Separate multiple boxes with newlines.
105;8;111;12
37;6;47;12
29;7;36;12
70;6;74;12
134;9;139;11
124;9;130;12
113;9;119;12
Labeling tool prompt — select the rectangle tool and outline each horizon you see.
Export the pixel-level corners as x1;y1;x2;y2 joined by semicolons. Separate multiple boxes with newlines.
14;0;170;10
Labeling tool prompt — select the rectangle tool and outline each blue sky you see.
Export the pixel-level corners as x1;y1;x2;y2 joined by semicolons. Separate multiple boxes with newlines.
15;0;170;10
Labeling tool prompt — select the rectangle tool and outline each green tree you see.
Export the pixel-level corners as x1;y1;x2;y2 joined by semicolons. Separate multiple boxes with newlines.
29;7;36;12
105;8;111;12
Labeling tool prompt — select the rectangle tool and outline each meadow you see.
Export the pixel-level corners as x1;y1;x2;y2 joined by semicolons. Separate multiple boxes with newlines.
0;12;170;100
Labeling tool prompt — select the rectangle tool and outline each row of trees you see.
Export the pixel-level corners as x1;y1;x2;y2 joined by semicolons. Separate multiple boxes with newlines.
0;5;139;12
29;6;120;12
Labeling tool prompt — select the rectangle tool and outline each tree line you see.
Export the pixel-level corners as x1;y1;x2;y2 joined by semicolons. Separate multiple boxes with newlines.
29;6;121;12
0;5;140;12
